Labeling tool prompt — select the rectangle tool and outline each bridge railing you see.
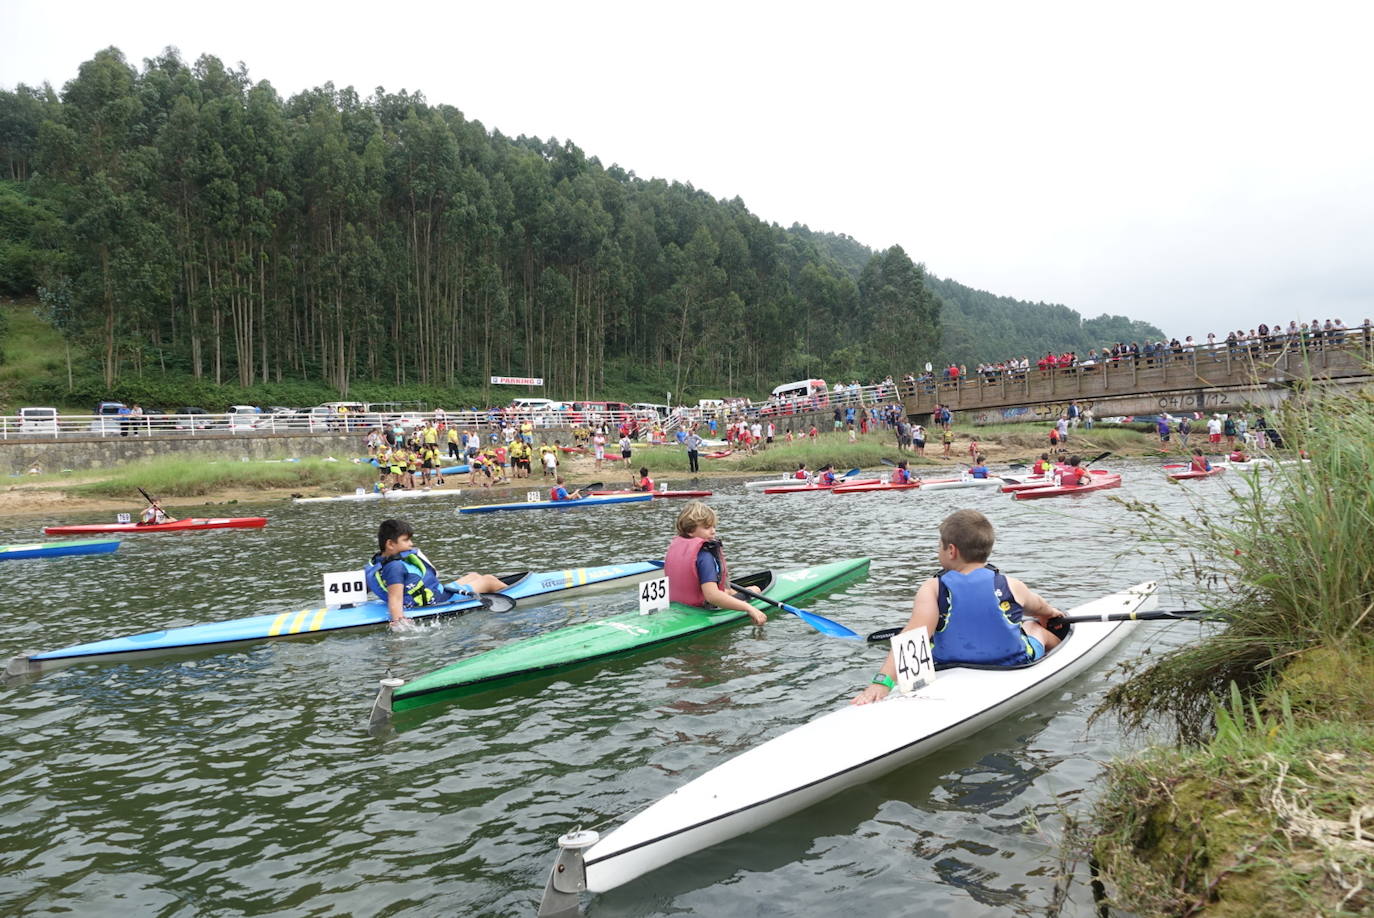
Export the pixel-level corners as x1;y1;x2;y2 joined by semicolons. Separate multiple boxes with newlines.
900;328;1374;415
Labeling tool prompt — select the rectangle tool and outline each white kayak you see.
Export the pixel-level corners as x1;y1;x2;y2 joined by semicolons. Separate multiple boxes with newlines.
743;475;813;490
917;475;1003;491
294;488;463;504
537;580;1157;905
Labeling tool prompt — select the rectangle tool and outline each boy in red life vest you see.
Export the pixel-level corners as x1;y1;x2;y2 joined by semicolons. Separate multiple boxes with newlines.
1032;453;1054;477
1228;448;1249;463
852;509;1065;704
793;462;810;480
1189;447;1212;472
817;465;838;487
1056;455;1089;486
549;477;583;501
635;466;654;492
664;502;766;625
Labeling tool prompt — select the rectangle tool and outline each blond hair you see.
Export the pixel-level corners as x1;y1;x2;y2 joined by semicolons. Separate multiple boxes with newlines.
939;509;995;562
675;500;717;538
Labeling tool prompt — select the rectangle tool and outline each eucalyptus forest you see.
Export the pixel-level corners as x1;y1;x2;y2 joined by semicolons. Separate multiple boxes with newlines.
0;47;1163;404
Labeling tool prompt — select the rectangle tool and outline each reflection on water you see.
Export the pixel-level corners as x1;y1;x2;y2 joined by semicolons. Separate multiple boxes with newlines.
0;460;1224;916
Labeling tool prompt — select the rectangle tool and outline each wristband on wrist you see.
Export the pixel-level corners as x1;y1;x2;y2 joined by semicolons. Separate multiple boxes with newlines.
870;673;895;690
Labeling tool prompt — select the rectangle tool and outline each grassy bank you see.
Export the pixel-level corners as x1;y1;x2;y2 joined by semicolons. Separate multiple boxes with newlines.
1084;391;1374;916
67;455;376;498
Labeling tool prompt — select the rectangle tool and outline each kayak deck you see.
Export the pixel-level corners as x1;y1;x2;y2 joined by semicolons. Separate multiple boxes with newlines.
0;538;121;561
6;561;665;679
42;517;268;535
549;580;1157;899
457;493;652;513
388;557;872;713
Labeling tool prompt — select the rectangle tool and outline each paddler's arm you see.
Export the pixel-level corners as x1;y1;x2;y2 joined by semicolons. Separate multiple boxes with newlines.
1007;576;1064;626
701;581;767;626
386;581;408;627
852;577;939;705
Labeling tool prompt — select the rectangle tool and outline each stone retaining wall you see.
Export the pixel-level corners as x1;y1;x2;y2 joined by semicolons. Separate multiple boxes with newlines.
0;432;362;475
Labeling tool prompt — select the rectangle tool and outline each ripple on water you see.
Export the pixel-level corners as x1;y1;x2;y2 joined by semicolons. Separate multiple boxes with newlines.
1;464;1210;915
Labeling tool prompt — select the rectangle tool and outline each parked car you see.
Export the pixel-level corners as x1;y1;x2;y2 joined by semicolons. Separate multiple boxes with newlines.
225;405;263;430
18;406;60;435
175;407;216;430
89;401;126;434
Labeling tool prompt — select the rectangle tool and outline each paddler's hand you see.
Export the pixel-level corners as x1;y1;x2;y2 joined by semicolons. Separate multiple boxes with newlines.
852;683;890;706
747;609;767;626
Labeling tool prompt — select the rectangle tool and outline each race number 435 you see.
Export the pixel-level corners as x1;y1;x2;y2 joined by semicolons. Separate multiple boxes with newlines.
889;626;936;694
639;576;669;615
323;570;369;607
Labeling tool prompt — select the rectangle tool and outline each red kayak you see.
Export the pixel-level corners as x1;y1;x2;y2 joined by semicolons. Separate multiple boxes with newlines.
1000;475;1051;493
704;450;733;459
43;517;269;536
1167;465;1227;480
587;490;714;499
831;481;921;494
1012;472;1122;500
762;479;880;494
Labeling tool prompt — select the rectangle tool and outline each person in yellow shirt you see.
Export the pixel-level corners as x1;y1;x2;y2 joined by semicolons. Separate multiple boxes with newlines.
447;425;461;461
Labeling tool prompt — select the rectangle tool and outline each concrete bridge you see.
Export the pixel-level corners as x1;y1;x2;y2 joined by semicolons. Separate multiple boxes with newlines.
902;332;1374;425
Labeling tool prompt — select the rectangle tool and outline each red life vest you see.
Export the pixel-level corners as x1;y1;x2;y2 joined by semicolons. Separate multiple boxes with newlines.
638;475;653;492
794;469;808;479
1191;456;1210;472
549;486;570;501
1059;466;1088;486
664;536;728;607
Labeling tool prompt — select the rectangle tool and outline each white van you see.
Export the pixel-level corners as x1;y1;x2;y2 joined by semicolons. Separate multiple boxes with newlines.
630;403;669;419
18;407;59;435
509;398;562;412
770;379;828;401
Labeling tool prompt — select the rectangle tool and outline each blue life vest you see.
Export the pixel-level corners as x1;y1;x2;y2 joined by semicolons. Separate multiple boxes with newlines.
365;548;448;607
933;566;1032;666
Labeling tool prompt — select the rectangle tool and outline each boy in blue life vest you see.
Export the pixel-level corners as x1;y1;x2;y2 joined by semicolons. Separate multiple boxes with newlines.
968;455;990;479
366;518;508;629
852;509;1065;705
663;501;767;625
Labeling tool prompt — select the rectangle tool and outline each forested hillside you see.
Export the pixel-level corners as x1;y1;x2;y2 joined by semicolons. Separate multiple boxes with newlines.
797;228;1165;368
1;47;1159;406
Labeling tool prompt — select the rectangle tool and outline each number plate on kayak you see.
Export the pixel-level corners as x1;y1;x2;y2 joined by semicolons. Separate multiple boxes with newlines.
527;491;539;503
639;576;669;615
891;626;936;694
323;570;369;607
117;513;131;524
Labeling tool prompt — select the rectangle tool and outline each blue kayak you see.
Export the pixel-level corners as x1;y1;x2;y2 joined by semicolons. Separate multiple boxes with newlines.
0;539;120;562
459;493;653;514
6;560;665;679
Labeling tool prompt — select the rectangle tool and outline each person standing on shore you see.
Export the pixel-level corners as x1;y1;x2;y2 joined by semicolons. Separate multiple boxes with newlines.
685;429;703;474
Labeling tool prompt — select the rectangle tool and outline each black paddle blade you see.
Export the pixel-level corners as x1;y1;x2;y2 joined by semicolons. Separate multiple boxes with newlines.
866;626;903;643
880;457;897;466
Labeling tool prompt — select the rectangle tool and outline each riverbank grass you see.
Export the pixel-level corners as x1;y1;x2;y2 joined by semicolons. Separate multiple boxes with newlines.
68;455;375;498
1085;390;1374;916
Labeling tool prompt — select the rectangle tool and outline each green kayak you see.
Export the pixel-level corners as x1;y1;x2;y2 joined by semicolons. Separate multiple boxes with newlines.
388;557;871;713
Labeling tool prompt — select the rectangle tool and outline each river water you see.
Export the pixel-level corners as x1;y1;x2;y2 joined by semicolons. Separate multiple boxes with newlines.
0;459;1228;917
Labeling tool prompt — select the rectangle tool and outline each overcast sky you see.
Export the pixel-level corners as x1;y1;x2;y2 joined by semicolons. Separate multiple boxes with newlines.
4;1;1371;338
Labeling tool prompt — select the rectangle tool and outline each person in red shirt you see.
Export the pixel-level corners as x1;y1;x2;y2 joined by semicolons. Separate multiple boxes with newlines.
635;466;655;492
1056;455;1090;486
1189;448;1212;472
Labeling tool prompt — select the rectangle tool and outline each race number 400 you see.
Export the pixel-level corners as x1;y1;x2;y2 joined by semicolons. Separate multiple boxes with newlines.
323;570;369;608
639;576;669;615
889;626;937;694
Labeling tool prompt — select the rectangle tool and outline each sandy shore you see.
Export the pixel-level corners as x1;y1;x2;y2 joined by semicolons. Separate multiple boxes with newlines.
1;430;1149;522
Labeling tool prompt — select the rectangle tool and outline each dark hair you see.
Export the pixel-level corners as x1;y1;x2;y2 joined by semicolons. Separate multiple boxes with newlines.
377;518;414;553
1067;455;1081;467
639;467;649;477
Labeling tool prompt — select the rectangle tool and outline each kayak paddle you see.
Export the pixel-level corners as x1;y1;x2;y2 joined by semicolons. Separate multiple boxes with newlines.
731;581;860;640
842;467;862;478
864;609;1217;643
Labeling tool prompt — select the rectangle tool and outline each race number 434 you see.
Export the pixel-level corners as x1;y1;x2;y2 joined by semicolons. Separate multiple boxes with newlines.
323;570;369;607
639;576;669;615
889;626;936;693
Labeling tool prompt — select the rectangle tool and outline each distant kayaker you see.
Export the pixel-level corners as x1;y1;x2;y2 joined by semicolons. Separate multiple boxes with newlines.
1032;453;1054;477
549;477;583;501
817;466;838;487
664;502;766;626
635;467;654;492
138;498;175;525
1228;448;1250;463
1190;447;1212;472
366;518;508;629
1055;455;1089;486
890;461;914;485
968;456;990;479
793;462;810;481
852;509;1065;704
